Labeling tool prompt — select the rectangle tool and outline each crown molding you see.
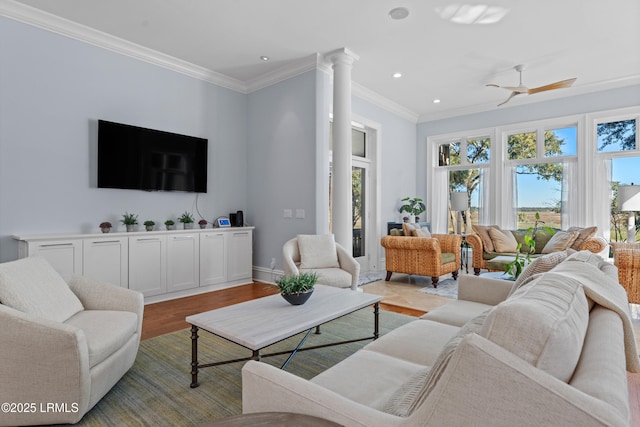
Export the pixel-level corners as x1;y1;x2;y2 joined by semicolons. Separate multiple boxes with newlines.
351;82;420;123
244;54;322;93
419;74;640;123
0;0;246;92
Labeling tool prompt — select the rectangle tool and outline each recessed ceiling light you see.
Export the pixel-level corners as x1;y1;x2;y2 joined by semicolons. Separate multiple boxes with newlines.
389;7;410;20
435;4;509;24
393;72;403;79
260;56;269;61
433;99;441;104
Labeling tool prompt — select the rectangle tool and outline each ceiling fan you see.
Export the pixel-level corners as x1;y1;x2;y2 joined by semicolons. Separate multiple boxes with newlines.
486;64;577;106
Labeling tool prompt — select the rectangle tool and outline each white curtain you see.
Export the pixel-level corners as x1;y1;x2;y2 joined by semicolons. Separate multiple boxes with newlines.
502;165;518;230
561;160;579;228
592;157;613;243
431;167;449;233
478;168;490;225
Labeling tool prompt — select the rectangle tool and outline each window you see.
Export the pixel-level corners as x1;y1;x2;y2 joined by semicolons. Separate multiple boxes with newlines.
514;163;563;229
597;119;636;152
508;131;536;159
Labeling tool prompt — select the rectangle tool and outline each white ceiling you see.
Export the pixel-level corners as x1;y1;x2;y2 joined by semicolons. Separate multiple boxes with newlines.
7;0;640;121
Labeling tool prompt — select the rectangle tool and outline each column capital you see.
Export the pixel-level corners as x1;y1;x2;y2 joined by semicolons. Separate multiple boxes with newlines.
326;47;359;67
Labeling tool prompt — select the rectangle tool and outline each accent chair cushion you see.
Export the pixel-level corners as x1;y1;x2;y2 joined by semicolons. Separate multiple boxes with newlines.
299;267;351;288
567;226;597;250
413;227;431;238
441;252;456;265
0;256;84;323
488;227;519;253
402;222;420;237
481;272;590;382
297;234;340;269
541;230;580;254
472;224;496;253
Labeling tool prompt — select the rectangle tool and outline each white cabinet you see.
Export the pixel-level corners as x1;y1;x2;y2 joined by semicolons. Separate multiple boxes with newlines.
83;236;128;287
228;230;253;281
200;231;227;286
166;233;199;292
18;239;83;277
129;235;167;297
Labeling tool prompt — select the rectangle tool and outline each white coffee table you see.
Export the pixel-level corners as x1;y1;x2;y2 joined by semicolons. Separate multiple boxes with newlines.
186;285;383;387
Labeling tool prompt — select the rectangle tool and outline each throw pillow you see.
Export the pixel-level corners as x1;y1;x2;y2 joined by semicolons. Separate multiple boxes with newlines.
0;256;84;323
509;250;569;296
480;273;589;383
472;224;496;253
541;230;579;254
389;228;403;236
402;222;420;237
567;226;597;250
488;227;519;253
414;227;432;238
297;234;340;269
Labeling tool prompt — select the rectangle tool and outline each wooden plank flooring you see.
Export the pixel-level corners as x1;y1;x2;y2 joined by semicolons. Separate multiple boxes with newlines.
141;281;639;424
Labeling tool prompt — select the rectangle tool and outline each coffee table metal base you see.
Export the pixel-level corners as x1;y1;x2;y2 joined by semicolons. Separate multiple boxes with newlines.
190;302;379;388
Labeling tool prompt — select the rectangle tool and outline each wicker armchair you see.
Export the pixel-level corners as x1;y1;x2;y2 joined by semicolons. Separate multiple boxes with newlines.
380;234;462;287
613;243;640;304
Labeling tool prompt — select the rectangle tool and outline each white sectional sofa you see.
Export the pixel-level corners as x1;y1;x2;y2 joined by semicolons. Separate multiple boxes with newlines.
242;251;639;426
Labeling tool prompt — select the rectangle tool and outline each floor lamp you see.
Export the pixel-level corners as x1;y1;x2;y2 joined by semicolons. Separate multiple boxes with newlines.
451;191;469;235
619;184;640;243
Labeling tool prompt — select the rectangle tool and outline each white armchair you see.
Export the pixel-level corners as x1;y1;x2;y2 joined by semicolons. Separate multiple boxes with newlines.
282;235;360;290
0;256;143;426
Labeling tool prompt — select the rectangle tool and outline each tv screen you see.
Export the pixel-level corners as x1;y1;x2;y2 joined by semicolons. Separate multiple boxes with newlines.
97;120;208;193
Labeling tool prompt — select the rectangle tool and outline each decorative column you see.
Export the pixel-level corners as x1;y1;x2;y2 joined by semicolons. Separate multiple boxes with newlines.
329;48;359;254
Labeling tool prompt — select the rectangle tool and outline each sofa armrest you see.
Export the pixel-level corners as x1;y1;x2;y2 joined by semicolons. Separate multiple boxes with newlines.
457;275;513;305
66;275;144;335
0;304;90;425
282;238;300;276
242;361;403;427
336;243;361;289
582;235;607;254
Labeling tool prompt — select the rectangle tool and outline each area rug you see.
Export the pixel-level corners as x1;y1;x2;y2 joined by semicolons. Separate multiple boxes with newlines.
70;309;414;426
417;277;459;299
357;270;386;286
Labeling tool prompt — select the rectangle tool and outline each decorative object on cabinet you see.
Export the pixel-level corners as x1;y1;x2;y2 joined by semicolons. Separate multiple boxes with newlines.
121;212;138;232
99;221;112;233
398;197;426;223
198;219;207;229
143;220;155;231
178;211;195;229
276;272;317;305
164;219;175;230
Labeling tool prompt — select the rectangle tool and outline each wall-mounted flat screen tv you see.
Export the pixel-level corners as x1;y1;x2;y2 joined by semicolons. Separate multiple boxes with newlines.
98;120;208;193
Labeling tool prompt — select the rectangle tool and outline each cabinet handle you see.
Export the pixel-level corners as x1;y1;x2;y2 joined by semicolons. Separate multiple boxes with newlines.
40;243;74;247
91;240;120;244
233;232;249;236
137;238;160;242
172;236;194;240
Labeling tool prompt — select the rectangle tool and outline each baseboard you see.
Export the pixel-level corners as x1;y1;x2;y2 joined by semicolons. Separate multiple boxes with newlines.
253;266;284;284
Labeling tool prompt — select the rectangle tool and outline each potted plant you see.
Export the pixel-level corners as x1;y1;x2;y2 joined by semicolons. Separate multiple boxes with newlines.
198;219;207;229
178;211;195;229
505;212;555;278
275;272;318;305
399;197;426;223
164;219;175;230
143;220;155;232
99;221;112;233
121;212;138;232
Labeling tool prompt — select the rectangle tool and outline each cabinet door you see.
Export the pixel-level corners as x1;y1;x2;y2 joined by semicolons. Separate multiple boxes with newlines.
83;237;129;287
228;230;253;282
28;240;83;277
199;232;227;286
129;236;166;297
166;233;199;292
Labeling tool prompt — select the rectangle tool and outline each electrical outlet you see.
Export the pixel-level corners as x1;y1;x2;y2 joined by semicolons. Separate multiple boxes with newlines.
270;258;276;270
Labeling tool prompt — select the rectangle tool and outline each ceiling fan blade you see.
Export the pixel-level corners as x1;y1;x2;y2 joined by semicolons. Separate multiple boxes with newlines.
486;83;528;93
497;91;519;106
527;78;576;94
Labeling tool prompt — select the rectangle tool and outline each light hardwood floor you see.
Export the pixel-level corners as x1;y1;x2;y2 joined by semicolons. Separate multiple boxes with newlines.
141;280;640;424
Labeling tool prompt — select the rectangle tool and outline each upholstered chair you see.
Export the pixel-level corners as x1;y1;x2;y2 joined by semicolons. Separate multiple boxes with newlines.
380;234;462;287
282;235;360;291
0;256;144;426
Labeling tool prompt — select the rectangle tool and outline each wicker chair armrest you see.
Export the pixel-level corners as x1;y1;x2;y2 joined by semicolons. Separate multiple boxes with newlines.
380;235;440;252
432;233;462;254
581;235;607;254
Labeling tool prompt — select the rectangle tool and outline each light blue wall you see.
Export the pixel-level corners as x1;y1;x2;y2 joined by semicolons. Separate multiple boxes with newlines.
0;17;249;262
416;85;640;198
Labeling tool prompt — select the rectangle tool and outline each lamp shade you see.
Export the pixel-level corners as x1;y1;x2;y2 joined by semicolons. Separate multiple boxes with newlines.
450;191;469;211
619;185;640;211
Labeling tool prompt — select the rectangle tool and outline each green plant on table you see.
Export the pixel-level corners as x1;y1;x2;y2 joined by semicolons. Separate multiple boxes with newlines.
143;220;155;227
178;211;194;224
120;212;138;225
276;272;318;295
398;197;426;217
164;219;175;226
505;212;555;278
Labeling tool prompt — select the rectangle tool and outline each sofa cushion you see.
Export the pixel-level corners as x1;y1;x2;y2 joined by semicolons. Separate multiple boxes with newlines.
509;250;569;296
541;230;579;254
567;226;597;250
383;312;488;417
65;310;138;368
480;273;590;382
488;227;518;253
0;256;84;323
297;234;340;269
472;224;496;253
533;230;556;254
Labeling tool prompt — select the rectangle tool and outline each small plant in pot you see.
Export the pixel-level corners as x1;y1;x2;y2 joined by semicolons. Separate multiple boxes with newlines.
178;211;195;229
143;220;155;232
164;219;175;230
198;219;207;229
399;197;426;223
121;212;138;232
504;212;555;278
276;272;318;305
99;221;112;233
